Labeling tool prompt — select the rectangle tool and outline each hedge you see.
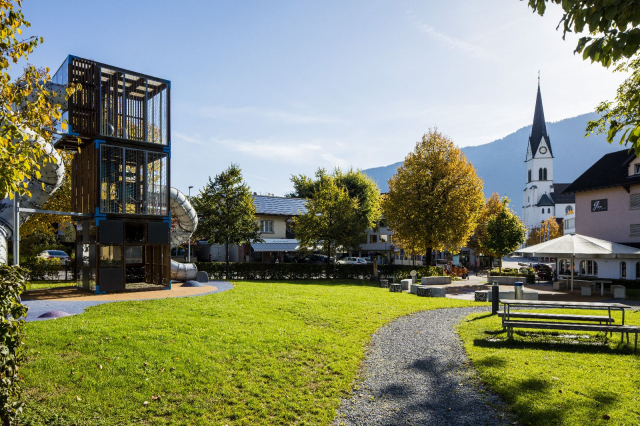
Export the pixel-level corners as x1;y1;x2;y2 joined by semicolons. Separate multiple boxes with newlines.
490;267;536;284
0;265;28;425
194;262;444;281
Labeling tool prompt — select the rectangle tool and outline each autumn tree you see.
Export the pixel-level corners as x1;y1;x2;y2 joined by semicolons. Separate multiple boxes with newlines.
483;203;526;272
192;164;262;278
0;1;78;199
524;1;640;153
381;129;485;265
525;215;563;247
289;167;380;252
467;193;507;262
294;175;360;269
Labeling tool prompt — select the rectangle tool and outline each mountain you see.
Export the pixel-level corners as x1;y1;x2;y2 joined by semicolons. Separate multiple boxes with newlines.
363;112;624;214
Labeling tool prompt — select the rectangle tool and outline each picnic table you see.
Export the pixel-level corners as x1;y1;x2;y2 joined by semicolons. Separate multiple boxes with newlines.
556;277;614;295
500;299;638;351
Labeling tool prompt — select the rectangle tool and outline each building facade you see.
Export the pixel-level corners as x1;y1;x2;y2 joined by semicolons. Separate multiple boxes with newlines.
522;83;575;238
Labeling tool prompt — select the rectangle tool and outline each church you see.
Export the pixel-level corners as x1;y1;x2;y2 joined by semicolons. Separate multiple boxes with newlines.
522;82;575;237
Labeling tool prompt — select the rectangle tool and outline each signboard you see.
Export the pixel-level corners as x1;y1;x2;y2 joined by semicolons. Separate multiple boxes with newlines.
591;199;608;212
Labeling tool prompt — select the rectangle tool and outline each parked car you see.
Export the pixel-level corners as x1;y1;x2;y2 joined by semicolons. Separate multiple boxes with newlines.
37;250;71;265
337;257;367;265
301;254;333;264
449;263;469;279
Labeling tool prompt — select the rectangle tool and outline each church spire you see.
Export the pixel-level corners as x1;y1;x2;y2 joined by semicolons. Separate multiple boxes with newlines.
529;80;552;158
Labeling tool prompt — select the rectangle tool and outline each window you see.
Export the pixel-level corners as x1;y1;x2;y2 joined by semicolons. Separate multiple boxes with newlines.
528;170;531;182
260;220;273;233
538;168;543;181
631;194;640;210
369;235;378;243
543;168;548;180
579;260;598;276
621;261;627;278
636;164;640;175
541;208;544;214
565;205;573;214
547;208;551;214
631;224;640;236
379;234;388;243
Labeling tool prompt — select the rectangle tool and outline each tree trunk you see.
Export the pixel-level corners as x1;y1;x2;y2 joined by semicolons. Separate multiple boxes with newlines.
426;248;433;267
326;242;331;279
225;239;230;280
499;257;502;274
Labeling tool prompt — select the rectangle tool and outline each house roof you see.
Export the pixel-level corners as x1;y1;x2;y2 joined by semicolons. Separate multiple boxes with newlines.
550;183;575;204
252;195;308;216
529;84;553;158
251;239;300;252
537;193;555;206
562;149;640;194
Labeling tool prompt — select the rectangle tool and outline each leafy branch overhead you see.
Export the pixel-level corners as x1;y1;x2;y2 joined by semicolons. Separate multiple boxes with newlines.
0;1;80;198
525;0;640;153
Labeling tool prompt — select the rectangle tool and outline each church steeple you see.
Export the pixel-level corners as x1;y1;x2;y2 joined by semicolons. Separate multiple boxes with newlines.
528;82;553;158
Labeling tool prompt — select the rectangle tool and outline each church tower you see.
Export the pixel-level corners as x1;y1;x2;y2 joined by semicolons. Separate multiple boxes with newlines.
523;81;555;234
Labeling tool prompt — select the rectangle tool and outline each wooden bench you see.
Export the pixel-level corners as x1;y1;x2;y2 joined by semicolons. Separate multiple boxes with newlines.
498;312;615;324
503;320;639;350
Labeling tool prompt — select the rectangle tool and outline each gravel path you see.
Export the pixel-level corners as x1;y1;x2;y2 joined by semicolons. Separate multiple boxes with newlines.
333;307;511;426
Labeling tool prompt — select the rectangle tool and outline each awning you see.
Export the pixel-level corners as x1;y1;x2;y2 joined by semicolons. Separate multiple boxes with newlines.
251;241;300;252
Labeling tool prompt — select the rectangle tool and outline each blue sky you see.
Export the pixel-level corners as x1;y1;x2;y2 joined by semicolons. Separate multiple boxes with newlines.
22;0;626;196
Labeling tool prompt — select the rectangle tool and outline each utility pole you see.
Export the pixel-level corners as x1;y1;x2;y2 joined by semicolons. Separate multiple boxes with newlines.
187;186;193;262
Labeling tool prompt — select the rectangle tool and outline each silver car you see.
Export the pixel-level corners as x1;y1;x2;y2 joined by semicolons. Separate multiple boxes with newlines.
37;250;71;265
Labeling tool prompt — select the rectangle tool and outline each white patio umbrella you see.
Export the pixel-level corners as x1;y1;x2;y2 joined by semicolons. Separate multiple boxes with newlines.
514;234;640;291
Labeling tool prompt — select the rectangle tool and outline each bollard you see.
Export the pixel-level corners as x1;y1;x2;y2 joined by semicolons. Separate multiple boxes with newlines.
491;281;499;314
515;281;523;300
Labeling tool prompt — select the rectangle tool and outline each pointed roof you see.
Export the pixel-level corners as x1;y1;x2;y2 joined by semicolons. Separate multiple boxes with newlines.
537;193;554;206
528;84;553;158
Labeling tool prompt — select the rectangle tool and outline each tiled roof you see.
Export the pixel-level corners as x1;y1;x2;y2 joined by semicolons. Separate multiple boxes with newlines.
550;183;575;204
252;195;308;216
562;149;640;194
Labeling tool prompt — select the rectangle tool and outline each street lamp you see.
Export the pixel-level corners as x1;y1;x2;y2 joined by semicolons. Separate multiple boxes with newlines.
188;186;194;262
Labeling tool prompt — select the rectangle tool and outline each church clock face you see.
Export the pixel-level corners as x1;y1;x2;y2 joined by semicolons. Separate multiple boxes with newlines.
539;146;548;154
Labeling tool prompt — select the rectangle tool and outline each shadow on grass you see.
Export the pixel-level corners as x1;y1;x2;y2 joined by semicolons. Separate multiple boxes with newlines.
473;354;507;368
235;279;382;288
464;313;494;322
473;334;638;355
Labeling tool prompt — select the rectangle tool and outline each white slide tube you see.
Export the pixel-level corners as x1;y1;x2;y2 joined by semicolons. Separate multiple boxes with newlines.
169;187;198;281
0;135;65;264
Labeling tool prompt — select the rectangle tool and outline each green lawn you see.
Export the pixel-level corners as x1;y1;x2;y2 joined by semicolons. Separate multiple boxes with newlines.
458;309;640;426
25;281;75;291
21;280;477;425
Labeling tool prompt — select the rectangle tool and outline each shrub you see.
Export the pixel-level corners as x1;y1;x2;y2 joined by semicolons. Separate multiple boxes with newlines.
489;267;536;284
194;262;444;281
21;258;62;281
0;265;28;425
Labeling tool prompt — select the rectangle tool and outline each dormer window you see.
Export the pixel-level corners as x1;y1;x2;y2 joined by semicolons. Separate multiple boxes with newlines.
635;164;640;175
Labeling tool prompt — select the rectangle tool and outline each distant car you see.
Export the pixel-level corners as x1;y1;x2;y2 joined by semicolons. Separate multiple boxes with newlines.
37;250;70;265
302;254;332;264
337;257;367;265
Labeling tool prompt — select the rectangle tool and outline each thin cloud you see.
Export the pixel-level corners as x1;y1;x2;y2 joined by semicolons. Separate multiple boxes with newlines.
408;11;498;60
212;137;350;167
197;105;348;125
174;132;206;145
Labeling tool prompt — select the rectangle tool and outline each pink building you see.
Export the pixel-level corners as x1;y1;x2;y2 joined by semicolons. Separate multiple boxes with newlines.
563;149;640;279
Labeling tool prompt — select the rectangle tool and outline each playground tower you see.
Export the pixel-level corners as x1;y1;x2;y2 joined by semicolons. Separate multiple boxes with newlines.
53;56;172;293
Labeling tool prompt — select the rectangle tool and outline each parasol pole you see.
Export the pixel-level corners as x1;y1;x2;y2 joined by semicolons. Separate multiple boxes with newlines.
571;254;575;292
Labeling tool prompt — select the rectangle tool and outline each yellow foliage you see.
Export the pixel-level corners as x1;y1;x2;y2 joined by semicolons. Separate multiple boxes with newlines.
381;129;484;258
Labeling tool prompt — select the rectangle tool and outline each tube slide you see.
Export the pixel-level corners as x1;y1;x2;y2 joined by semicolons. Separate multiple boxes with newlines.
169;187;198;281
0;135;65;264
